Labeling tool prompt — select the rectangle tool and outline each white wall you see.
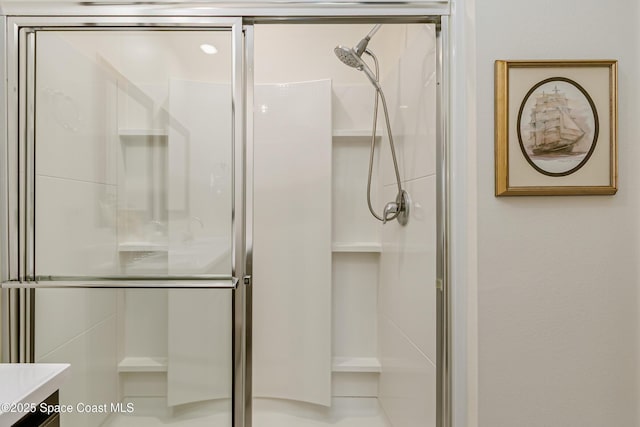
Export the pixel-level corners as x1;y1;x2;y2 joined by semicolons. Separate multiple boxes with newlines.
378;24;437;427
473;1;639;426
254;24;406;86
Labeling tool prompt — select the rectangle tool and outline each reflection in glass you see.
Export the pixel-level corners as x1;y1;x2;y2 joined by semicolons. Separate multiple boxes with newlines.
35;31;233;278
34;288;232;427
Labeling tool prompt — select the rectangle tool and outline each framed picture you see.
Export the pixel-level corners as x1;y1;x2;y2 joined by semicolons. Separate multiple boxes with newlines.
495;60;617;196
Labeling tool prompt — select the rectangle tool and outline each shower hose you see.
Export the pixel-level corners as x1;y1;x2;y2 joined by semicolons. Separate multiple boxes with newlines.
364;49;404;223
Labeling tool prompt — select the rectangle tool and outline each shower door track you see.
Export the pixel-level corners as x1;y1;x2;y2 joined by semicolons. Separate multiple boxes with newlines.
0;9;452;427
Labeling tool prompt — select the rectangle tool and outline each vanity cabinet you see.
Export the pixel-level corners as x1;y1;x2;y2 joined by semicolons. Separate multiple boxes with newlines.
13;391;60;427
0;364;69;427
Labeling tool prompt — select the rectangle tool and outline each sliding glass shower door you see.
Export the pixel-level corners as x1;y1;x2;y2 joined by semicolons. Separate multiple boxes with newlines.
3;18;247;427
31;28;237;280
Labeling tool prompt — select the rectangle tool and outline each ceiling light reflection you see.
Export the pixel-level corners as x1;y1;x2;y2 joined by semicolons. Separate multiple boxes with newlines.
200;44;218;55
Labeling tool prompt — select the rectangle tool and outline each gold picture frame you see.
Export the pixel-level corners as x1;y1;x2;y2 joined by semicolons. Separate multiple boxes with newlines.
495;60;617;196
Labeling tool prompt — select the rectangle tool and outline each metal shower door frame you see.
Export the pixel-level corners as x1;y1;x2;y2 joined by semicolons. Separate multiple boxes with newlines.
0;15;250;427
0;9;453;427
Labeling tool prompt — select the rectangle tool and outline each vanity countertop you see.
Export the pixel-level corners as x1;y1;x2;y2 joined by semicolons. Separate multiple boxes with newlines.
0;363;70;426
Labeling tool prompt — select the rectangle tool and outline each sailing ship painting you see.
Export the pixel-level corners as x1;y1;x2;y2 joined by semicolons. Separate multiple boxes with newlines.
518;78;598;176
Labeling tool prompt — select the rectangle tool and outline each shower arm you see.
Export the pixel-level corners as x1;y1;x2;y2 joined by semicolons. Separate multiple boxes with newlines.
366;24;383;39
364;49;404;223
354;24;383;57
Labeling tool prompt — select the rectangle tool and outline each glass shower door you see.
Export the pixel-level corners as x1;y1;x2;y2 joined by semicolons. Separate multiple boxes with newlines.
34;29;234;281
3;18;246;427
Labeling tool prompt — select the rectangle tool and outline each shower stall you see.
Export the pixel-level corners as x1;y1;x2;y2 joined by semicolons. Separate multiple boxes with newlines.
0;5;449;427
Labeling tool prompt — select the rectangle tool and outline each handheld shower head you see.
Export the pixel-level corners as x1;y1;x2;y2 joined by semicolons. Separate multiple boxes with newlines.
333;45;381;91
334;24;382;67
334;24;384;90
334;46;362;69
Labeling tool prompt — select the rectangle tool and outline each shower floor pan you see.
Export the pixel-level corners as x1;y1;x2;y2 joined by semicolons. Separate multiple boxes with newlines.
103;397;391;427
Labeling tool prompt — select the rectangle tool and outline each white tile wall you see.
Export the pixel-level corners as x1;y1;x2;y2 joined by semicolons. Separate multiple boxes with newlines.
332;138;381;244
37;315;118;427
332;84;377;132
87;316;119;416
38;326;89;427
332;253;379;358
124;290;167;358
379;178;437;362
36;177;118;277
377;24;438;427
331;84;384;401
378;316;436;427
35;289;117;359
381;24;437;185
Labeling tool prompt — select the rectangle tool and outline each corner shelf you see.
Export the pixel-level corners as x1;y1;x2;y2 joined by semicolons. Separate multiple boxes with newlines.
332;242;382;253
118;129;168;137
332;129;382;140
332;357;381;373
118;356;168;373
118;242;169;252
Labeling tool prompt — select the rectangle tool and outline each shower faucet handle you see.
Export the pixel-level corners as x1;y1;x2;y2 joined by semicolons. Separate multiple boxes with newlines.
382;201;399;224
382;190;411;226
